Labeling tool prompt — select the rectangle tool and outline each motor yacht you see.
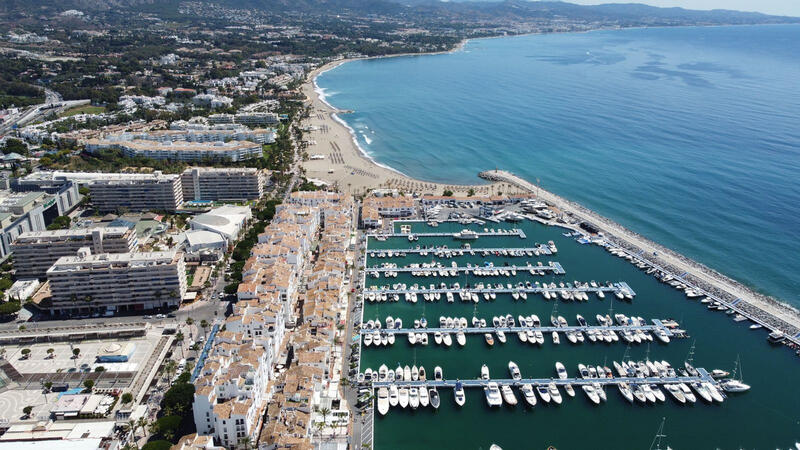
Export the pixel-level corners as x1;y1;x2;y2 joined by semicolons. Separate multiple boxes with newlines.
501;384;518;406
398;387;409;408
377;387;390;415
389;385;399;407
536;385;551;403
508;361;522;380
521;384;537;406
454;381;466;406
430;388;440;409
484;382;503;407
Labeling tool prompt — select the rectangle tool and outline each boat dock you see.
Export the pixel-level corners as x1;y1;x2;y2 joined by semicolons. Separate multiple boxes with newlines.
367;262;565;276
360;319;674;336
369;228;527;239
367;245;554;257
371;368;715;388
363;281;635;297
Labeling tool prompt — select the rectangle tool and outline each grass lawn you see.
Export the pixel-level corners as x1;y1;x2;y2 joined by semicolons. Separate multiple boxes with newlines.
59;104;106;117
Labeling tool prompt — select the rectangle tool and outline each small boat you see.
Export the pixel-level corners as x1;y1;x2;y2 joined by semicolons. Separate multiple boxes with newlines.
496;330;507;344
481;364;490;380
485;333;495;346
399;387;409;408
508;361;522;380
443;333;453;347
389;385;399;407
564;383;576;397
457;331;466;346
501;384;518;406
549;383;562;405
419;366;427;381
434;366;443;381
395;364;404;381
434;331;443;345
537;385;551;403
582;385;601;404
419;385;430;407
521;384;537;406
377;387;390;415
454;381;466;406
555;362;568;380
404;365;412;381
679;383;697;403
430;388;440;409
552;331;560;344
409;387;420;409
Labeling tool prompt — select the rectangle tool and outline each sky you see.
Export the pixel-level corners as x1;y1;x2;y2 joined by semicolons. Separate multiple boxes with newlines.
559;0;800;16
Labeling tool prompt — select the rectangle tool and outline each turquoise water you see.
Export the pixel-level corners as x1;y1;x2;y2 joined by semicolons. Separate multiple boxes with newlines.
362;221;800;449
317;24;800;307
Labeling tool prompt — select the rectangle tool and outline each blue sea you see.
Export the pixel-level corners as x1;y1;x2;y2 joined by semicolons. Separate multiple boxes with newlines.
317;24;800;307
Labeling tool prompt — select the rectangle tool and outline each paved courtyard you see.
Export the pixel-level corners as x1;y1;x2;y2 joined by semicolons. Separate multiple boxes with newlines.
0;389;55;422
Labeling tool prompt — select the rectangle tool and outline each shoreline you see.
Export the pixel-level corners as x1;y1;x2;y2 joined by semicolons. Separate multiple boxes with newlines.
299;28;800;333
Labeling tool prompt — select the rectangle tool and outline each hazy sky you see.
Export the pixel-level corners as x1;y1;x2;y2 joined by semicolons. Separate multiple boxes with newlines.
566;0;800;17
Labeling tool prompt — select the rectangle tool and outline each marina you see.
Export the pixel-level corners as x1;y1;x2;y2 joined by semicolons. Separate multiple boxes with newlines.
369;228;527;240
352;217;798;449
365;262;566;276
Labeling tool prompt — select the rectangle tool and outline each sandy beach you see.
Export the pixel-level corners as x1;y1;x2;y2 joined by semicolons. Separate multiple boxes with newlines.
300;57;520;197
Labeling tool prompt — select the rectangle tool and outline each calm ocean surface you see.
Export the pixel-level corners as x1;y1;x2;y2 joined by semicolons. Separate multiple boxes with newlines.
317;24;800;307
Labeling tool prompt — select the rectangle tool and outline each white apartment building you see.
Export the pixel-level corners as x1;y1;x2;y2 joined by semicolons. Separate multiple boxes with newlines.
181;168;266;202
89;173;183;212
45;248;187;315
85;138;263;162
12;226;138;279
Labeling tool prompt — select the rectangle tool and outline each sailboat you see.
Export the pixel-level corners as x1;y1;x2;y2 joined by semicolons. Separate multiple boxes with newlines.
649;417;672;450
720;354;751;393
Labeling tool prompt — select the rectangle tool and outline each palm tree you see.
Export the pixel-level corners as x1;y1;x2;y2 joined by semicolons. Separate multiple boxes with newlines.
163;359;177;381
200;319;209;341
136;417;148;441
238;436;252;450
46;348;55;359
174;332;184;358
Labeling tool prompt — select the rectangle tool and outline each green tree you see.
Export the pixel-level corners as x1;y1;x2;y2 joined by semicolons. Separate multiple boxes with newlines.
0;301;20;316
468;188;475;196
443;189;454;197
44;381;53;391
152;415;181;442
20;348;31;359
46;348;55;359
22;405;33;417
121;392;133;404
72;348;81;358
95;366;105;372
83;379;94;391
47;215;72;230
141;441;172;450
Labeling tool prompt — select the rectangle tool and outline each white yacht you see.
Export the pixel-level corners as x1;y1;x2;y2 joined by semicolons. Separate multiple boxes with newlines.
521;384;537;406
552;331;560;344
434;366;443;381
481;364;490;380
555;362;568;380
454;381;466;406
409;387;420;409
582;385;601;404
456;331;467;346
617;383;634;403
484;382;503;407
419;385;430;407
389;385;399;407
501;384;518;406
508;361;522;380
549;383;562;405
536;385;551;403
398;387;409;408
377;387;390;415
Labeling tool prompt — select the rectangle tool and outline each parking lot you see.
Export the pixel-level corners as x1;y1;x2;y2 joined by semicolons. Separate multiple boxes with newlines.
5;336;155;376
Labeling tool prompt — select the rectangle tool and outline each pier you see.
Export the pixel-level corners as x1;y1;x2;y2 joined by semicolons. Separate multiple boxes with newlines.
371;368;715;388
368;228;526;239
367;262;565;276
360;319;674;336
368;245;554;257
363;281;635;297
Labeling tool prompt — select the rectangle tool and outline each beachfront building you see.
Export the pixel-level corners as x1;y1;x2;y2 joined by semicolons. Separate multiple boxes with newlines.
181;167;267;202
361;194;415;228
0;191;48;261
287;191;344;208
12;227;138;279
208;112;280;126
102;128;276;145
89;173;183;212
85;138;263;162
45;248;186;315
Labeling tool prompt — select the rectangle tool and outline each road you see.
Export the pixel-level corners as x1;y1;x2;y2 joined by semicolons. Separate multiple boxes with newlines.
0;87;87;135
